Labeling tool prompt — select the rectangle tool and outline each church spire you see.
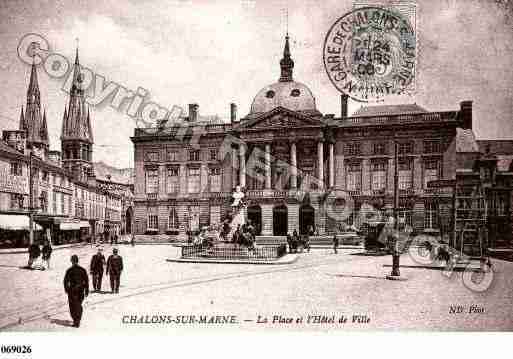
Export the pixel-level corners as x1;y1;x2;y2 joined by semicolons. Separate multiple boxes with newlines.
27;57;40;105
61;45;92;143
19;106;25;131
23;55;49;150
70;45;84;96
41;109;48;141
279;34;294;82
61;44;94;183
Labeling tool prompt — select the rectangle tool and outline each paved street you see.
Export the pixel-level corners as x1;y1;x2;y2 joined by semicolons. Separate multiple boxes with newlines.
1;244;512;331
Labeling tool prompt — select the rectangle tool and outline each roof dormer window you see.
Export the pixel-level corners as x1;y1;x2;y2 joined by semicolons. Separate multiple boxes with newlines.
266;90;275;99
290;89;301;97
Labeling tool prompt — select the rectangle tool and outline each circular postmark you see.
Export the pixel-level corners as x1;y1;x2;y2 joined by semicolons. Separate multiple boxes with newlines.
323;6;416;102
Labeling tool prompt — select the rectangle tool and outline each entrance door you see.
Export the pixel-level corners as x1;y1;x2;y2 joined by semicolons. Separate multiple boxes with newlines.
299;204;315;235
273;204;288;236
247;205;262;235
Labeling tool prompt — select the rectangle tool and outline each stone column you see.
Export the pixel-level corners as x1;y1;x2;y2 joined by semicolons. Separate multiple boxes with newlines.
329;142;334;188
362;158;370;195
239;145;246;188
232;146;238;188
158;165;166;197
317;141;324;189
265;143;272;189
387;158;394;196
290;142;297;189
179;164;187;197
413;156;422;195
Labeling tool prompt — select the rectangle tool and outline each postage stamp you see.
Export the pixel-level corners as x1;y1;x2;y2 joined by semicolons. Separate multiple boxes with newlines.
323;5;416;102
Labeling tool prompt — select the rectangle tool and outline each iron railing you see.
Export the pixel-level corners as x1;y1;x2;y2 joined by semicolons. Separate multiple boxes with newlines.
181;243;287;261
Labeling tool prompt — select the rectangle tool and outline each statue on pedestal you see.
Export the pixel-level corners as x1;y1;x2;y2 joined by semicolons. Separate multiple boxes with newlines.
231;185;245;207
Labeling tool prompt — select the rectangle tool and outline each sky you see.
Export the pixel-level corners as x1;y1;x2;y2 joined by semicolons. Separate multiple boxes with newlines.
0;0;512;169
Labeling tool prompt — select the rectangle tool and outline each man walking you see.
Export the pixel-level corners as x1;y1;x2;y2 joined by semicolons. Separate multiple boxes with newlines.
333;234;339;254
106;248;123;294
63;255;89;328
41;239;53;270
90;247;106;292
27;241;41;268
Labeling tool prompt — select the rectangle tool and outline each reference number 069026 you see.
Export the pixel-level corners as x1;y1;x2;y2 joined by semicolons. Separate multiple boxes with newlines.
1;345;32;354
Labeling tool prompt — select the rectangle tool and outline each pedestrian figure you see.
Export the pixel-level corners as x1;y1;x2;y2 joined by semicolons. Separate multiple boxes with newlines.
286;233;293;253
307;225;314;237
303;234;311;253
130;234;135;247
114;233;118;245
333;234;339;254
90;247;106;292
247;220;255;239
27;242;41;268
233;224;241;245
292;230;300;253
106;248;123;294
42;240;53;269
63;255;89;328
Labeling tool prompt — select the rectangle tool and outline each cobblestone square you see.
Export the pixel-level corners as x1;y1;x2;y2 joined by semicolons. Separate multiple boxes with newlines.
1;244;512;331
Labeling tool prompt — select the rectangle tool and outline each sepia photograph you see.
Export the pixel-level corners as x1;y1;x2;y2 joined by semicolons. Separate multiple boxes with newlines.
0;0;512;355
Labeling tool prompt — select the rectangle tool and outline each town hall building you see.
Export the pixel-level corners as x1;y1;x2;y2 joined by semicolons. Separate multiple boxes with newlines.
131;35;511;246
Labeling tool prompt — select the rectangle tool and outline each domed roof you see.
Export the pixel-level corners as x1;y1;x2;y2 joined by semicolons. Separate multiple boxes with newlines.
250;80;316;114
249;35;317;115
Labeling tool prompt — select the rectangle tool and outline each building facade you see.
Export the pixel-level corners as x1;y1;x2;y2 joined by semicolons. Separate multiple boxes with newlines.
130;36;511;246
0;48;131;248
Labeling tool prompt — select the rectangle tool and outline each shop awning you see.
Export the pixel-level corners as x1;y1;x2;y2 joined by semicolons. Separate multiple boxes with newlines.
0;214;42;231
59;222;81;231
79;221;90;228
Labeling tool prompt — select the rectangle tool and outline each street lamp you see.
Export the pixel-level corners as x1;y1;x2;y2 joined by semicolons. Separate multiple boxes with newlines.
386;138;405;280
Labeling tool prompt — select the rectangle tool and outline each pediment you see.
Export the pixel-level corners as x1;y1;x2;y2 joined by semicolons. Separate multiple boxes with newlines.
237;107;325;131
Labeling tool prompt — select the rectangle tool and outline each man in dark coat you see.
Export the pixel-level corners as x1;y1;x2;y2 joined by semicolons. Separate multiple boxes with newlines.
63;255;89;328
333;234;339;254
233;225;241;245
90;247;106;292
41;240;53;269
27;242;41;268
106;248;123;294
286;233;293;253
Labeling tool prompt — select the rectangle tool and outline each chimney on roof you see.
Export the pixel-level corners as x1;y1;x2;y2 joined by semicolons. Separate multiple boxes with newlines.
340;94;349;118
188;103;199;122
2;130;27;154
460;101;472;130
230;103;238;123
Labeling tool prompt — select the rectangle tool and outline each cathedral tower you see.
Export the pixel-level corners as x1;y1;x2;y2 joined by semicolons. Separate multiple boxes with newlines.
20;58;49;158
61;48;94;183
